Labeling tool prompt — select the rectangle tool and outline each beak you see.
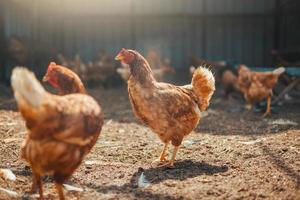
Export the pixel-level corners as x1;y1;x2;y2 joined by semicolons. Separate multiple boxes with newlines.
42;75;49;82
115;54;124;61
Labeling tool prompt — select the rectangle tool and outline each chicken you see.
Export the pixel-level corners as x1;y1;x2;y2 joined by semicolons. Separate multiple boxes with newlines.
237;64;285;116
221;70;239;96
115;49;215;168
43;62;86;95
11;67;103;199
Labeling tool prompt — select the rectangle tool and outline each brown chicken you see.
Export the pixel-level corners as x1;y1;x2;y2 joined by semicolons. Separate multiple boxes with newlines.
237;64;285;116
11;68;103;199
220;70;239;97
43;62;86;95
115;49;215;168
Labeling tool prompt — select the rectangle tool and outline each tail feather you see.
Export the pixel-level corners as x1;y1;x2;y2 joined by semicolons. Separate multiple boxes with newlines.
273;67;285;75
191;66;215;111
189;66;196;75
11;67;46;108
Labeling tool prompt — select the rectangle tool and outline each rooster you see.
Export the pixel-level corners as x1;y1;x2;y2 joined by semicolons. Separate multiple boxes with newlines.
237;64;285;117
11;67;103;199
115;49;215;168
43;62;86;95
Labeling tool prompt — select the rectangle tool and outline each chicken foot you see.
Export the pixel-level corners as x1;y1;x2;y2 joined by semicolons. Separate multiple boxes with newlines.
159;143;169;162
156;145;179;169
245;103;252;110
262;96;271;117
151;143;169;166
166;146;179;168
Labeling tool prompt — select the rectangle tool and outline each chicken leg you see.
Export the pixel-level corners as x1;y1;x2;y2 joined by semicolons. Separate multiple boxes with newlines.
263;96;271;117
159;142;169;162
151;142;169;166
166;146;179;168
29;172;44;200
245;103;252;110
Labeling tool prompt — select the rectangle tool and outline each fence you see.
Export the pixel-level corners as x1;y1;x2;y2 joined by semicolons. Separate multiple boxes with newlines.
0;0;299;77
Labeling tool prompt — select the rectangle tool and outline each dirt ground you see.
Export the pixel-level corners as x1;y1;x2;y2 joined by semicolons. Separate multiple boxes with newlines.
0;84;299;200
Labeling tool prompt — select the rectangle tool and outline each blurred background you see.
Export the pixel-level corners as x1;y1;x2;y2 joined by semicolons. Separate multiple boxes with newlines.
0;0;299;85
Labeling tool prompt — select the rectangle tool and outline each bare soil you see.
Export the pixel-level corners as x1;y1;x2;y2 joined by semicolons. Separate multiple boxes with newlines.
0;85;299;200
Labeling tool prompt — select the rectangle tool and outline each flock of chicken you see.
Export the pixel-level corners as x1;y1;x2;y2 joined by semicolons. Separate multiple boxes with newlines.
9;48;284;200
190;63;285;116
56;50;175;87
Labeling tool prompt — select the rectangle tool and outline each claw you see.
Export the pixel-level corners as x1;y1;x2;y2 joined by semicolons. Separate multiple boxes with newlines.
166;162;175;169
245;104;252;110
262;111;270;118
262;97;271;117
151;158;169;167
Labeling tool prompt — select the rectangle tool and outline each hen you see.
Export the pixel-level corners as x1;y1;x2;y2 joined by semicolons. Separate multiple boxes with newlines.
115;49;215;168
221;70;239;96
237;64;285;116
11;68;103;199
43;62;86;95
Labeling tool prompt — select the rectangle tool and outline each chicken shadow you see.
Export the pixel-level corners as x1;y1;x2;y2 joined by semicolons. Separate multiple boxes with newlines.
84;160;227;200
129;160;228;186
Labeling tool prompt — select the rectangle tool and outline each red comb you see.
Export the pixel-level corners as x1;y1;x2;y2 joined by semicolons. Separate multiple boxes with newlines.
47;62;57;71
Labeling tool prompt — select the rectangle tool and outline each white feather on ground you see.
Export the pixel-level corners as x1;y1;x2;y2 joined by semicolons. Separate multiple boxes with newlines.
63;184;84;192
0;187;18;197
138;172;150;188
0;169;16;181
